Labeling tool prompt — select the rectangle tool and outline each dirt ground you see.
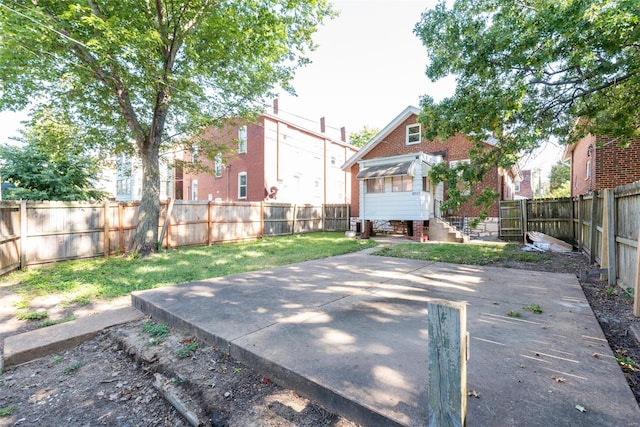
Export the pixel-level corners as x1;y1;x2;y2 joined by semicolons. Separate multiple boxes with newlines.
1;249;639;426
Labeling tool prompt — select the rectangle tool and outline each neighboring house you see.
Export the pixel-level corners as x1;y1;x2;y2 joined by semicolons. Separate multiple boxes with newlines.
180;104;357;205
562;135;640;197
514;169;534;199
342;106;518;241
115;152;178;201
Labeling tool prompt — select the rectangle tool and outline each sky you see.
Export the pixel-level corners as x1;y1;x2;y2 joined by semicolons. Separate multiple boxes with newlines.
0;0;562;173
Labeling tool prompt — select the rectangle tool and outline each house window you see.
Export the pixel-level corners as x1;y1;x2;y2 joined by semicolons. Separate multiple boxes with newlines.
366;178;384;193
586;159;591;179
449;159;471;195
238;172;247;199
514;181;521;192
422;176;431;192
214;153;223;178
392;176;412;192
238;126;247;153
406;124;421;145
191;179;198;200
191;144;199;163
331;156;336;166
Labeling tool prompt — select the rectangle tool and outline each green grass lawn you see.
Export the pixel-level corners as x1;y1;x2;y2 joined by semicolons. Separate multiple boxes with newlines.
374;241;554;265
1;232;376;307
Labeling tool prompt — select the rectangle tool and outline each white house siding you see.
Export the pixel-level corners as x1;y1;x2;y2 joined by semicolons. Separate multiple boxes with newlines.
358;155;442;221
359;173;434;221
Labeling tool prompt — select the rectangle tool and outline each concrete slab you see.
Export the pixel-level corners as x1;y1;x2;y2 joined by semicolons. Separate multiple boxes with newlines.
133;251;640;426
3;306;143;368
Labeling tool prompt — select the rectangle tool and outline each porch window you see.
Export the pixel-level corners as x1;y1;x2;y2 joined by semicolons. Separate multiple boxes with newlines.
366;178;384;193
422;176;431;192
406;124;421;145
238;172;247;198
392;176;412;192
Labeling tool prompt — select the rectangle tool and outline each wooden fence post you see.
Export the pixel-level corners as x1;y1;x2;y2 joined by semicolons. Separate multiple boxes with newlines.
590;192;598;264
600;189;617;285
577;195;584;251
118;203;125;253
292;204;298;235
159;198;174;248
19;200;27;270
103;201;110;257
606;189;617;286
521;199;528;243
207;201;213;245
634;227;640;317
428;299;468;427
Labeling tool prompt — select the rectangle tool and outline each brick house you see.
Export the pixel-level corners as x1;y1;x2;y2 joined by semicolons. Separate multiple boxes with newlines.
342;106;518;241
515;169;534;199
180;107;357;205
562;135;640;197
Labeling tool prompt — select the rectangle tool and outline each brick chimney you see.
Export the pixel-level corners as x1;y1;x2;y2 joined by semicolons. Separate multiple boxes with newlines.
320;117;326;133
273;99;279;114
340;126;346;142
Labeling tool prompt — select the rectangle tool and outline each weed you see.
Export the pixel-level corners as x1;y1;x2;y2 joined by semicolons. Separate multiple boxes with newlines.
616;354;637;371
0;405;18;417
178;342;199;359
53;356;63;364
142;321;169;344
523;303;543;314
64;362;83;374
507;310;522;318
37;315;78;328
72;296;91;306
16;311;49;321
605;287;617;297
12;300;28;310
233;367;242;373
171;376;188;386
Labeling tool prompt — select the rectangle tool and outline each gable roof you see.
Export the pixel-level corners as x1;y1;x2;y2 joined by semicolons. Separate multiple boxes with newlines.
341;106;421;171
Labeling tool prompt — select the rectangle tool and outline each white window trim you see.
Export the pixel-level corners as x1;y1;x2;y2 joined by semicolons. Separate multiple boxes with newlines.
238;126;247;154
214;153;223;178
238;172;247;199
191;179;198;200
406;124;421;145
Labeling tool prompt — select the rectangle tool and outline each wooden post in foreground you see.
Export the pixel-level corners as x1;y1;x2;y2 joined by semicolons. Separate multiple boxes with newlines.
634;228;640;317
428;299;468;427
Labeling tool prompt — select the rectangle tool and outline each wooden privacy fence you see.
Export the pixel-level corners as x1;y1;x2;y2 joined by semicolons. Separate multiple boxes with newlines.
499;181;640;315
0;200;350;275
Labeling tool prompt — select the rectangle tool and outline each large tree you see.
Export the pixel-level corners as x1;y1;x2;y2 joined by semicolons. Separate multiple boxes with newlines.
415;0;639;211
0;0;333;254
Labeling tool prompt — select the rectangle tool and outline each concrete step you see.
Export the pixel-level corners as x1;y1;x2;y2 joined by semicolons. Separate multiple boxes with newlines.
2;306;143;369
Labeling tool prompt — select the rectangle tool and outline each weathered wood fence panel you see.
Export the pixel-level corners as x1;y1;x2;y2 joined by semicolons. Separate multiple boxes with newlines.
498;200;524;240
0;202;20;275
527;198;574;241
614;182;640;290
499;181;639;297
323;204;349;231
0;200;349;274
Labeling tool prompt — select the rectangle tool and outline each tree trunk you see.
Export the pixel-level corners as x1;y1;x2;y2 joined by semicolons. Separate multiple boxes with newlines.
130;139;161;255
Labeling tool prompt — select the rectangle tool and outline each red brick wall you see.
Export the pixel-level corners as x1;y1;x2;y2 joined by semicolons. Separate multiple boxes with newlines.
517;170;534;199
349;163;360;217
595;137;640;191
351;114;502;217
568;135;595;197
182;120;265;201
